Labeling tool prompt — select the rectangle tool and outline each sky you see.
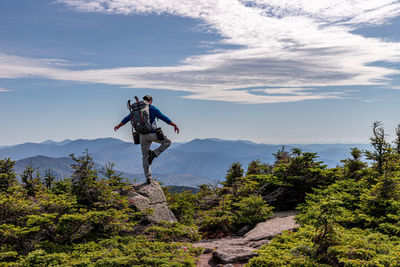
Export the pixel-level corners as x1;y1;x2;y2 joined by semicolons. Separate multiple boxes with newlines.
1;0;400;145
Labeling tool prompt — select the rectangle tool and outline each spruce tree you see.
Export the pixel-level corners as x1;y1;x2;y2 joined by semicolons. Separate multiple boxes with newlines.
43;169;56;189
20;164;41;196
273;146;290;165
70;150;99;207
341;148;367;180
225;162;243;186
365;121;389;174
101;162;127;193
246;159;272;175
394;124;400;154
0;158;17;191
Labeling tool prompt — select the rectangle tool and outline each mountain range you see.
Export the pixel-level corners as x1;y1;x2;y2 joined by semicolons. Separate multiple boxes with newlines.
2;138;371;186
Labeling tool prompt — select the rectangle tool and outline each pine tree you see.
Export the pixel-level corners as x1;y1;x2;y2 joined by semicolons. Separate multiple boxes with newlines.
43;169;56;189
273;146;291;165
0;158;17;191
341;148;367;180
225;162;243;186
246;159;272;175
394;124;400;154
101;162;127;192
70;150;100;207
365;121;389;174
20;164;41;196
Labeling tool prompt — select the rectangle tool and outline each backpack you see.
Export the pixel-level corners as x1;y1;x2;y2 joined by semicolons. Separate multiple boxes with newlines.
127;96;154;135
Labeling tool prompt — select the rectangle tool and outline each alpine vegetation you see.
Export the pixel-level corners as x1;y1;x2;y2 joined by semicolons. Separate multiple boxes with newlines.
2;121;400;266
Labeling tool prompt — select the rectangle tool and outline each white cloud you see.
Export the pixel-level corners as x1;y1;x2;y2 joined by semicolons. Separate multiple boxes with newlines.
3;0;400;103
0;88;12;92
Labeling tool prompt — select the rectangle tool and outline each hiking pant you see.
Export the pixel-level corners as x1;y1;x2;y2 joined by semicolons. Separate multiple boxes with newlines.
140;132;171;179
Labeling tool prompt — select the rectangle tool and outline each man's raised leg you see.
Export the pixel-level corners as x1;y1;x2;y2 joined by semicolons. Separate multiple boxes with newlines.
153;135;171;157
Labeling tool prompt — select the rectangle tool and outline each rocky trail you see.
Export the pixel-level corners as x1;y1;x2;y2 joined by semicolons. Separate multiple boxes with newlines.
128;182;299;266
193;211;299;267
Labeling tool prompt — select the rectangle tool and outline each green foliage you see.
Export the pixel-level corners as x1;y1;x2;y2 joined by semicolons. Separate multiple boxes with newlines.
197;193;273;236
20;164;42;197
101;162;129;193
165;189;196;225
330;228;400;266
43;169;56;189
0;187;39;225
0;154;201;266
249;122;400;265
52;177;71;195
246;159;272;175
249;226;400;266
5;122;400;266
197;195;235;235
0;158;17;192
364;121;390;174
395;124;400;154
166;147;338;236
341;148;368;180
248;226;320;266
232;194;273;226
70;151;102;207
296;178;365;228
145;221;201;242
260;148;340;210
273;146;291;164
17;236;202;266
224;162;244;187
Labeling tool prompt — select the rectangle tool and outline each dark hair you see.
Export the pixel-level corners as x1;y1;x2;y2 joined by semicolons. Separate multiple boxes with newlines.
143;95;153;101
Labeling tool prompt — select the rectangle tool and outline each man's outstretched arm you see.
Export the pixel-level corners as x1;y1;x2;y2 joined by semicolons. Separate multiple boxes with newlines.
169;122;179;134
114;114;130;131
152;106;180;134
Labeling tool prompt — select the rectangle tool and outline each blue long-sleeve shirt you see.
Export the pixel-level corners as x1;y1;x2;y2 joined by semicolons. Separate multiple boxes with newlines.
121;105;172;126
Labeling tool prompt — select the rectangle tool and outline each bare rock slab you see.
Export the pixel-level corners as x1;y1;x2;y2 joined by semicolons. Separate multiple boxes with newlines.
128;181;177;223
243;210;299;242
194;211;299;265
213;246;257;264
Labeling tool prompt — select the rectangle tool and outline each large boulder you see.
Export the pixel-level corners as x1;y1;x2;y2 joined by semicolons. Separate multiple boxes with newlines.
128;181;177;223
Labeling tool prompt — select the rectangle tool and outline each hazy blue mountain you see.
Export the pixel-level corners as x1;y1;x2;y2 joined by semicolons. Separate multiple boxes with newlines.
41;139;72;146
91;142;142;173
15;156;75;178
151;149;236;180
0;138;126;161
14;155;211;187
2;137;372;184
174;138;281;158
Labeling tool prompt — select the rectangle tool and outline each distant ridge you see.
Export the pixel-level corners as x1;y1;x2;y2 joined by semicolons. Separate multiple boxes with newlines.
2;137;371;184
14;155;211;187
41;139;72;146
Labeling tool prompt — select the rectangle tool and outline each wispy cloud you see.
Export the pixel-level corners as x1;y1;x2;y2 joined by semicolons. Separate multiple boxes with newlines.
2;0;400;103
0;88;12;92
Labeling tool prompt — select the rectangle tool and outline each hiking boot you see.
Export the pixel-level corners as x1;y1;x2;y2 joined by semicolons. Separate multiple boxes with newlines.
148;150;157;165
146;178;152;184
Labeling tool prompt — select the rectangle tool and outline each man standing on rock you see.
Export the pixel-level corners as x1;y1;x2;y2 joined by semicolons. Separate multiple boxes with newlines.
114;95;179;183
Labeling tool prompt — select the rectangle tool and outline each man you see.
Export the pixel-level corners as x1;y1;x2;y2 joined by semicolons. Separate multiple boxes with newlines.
114;95;179;183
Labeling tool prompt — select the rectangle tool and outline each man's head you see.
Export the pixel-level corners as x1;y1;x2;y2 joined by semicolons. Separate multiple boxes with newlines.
143;95;153;104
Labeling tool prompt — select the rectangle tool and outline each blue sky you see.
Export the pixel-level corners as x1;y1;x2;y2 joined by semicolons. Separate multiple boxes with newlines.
1;0;400;145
